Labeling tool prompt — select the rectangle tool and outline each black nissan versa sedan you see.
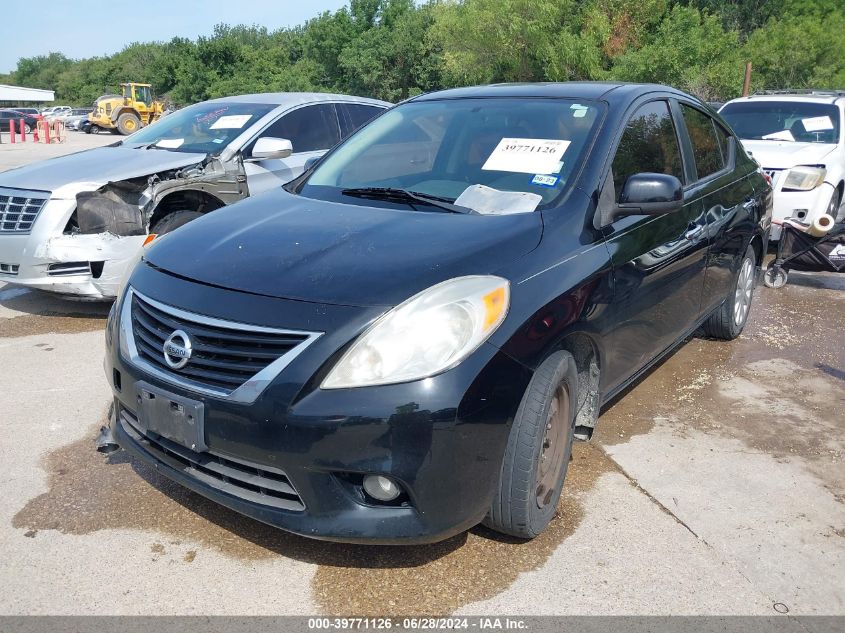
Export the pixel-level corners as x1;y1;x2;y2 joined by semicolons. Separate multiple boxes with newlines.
102;82;771;544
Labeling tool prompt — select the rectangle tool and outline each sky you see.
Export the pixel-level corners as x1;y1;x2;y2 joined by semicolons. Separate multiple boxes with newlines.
2;0;351;73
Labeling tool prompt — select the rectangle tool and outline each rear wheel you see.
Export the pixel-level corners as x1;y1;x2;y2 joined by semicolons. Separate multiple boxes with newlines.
702;245;757;339
485;350;577;539
23;123;31;134
116;112;141;135
151;210;203;234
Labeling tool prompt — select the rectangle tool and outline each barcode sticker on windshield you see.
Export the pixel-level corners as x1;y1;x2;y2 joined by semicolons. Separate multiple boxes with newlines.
482;138;571;175
210;114;253;129
801;116;834;132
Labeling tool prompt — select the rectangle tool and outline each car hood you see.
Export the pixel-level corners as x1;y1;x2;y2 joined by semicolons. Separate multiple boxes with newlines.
741;140;836;170
144;189;543;307
0;146;207;197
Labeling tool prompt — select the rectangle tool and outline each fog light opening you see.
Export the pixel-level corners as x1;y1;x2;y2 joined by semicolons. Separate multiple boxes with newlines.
363;474;401;502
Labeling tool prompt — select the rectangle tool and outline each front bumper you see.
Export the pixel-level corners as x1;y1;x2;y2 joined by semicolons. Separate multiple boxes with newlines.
104;270;532;544
767;177;836;240
0;197;145;299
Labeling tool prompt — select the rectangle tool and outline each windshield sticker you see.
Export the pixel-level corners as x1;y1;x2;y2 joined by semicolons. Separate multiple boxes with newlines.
155;138;184;148
801;116;834;132
530;174;559;188
762;130;795;142
482;138;571;175
210;114;253;130
455;184;542;215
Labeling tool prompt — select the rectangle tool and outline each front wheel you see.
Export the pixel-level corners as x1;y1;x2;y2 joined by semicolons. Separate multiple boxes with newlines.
116;112;140;135
485;350;577;539
23;123;32;134
150;210;203;234
702;245;757;339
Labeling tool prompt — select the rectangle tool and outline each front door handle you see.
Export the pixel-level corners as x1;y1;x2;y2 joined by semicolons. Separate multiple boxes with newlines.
742;198;758;210
685;225;704;241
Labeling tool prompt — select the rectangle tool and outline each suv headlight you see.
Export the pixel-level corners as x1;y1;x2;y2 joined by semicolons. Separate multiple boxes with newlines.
322;276;510;389
782;166;826;191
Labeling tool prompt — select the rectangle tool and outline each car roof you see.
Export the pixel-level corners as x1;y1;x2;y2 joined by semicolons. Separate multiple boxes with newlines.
204;92;391;108
724;93;845;106
409;82;692;102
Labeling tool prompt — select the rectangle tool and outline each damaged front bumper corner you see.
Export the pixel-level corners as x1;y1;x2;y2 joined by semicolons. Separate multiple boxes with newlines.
0;202;147;300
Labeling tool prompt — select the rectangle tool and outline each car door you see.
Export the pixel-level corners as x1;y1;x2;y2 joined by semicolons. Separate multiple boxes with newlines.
675;101;759;315
601;98;710;388
243;103;342;195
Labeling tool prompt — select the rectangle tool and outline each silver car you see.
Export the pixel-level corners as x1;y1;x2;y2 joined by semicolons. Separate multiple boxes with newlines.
0;92;389;299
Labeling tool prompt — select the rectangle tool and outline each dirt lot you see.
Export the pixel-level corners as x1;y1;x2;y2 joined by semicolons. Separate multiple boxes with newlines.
0;140;843;616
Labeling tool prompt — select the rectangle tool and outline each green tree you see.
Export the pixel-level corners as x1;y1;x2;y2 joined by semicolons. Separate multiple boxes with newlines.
610;5;743;100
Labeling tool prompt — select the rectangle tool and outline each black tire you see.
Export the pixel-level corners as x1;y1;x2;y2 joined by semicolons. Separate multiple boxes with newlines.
151;210;203;234
116;112;141;135
485;350;578;539
23;123;31;134
702;245;757;339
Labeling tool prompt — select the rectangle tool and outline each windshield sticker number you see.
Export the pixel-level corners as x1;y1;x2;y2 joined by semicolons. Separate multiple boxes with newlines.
482;138;571;175
530;174;559;188
210;114;253;130
801;116;834;132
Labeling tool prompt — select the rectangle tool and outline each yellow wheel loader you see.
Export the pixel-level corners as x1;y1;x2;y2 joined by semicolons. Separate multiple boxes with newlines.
88;83;165;135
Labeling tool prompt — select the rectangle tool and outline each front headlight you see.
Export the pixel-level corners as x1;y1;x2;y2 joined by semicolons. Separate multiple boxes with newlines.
782;166;826;191
322;275;510;389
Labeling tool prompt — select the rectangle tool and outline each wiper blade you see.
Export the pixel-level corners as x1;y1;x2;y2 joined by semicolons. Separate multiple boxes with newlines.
341;187;475;214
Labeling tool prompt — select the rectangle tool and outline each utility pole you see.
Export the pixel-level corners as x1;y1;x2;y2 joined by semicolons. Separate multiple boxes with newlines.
742;62;752;96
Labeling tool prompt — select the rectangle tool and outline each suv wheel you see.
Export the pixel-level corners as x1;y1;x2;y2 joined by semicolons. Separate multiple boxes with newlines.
151;210;203;234
485;350;577;539
702;245;756;340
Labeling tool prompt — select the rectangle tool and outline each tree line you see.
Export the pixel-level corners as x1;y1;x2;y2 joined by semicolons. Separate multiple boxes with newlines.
2;0;843;107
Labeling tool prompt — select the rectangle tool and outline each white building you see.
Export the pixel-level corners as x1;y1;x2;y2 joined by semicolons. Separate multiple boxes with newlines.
0;84;55;103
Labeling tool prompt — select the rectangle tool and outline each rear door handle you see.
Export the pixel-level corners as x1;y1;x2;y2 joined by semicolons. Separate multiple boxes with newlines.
685;225;704;240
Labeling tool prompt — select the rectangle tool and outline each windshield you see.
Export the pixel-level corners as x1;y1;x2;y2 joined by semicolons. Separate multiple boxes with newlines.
124;101;276;153
301;98;604;213
720;101;841;143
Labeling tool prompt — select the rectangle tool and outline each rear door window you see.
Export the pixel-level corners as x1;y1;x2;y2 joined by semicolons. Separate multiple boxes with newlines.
611;100;685;200
681;105;725;180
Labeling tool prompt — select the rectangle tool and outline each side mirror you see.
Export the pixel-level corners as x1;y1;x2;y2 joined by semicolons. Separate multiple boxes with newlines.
249;137;293;161
304;156;320;171
614;173;683;219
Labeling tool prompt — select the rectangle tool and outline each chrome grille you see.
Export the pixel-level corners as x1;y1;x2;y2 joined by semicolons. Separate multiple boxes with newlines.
0;187;49;234
0;262;19;276
119;406;305;511
122;289;321;402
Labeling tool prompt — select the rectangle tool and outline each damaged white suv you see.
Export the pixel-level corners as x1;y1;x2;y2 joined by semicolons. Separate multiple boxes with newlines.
720;91;845;239
0;92;388;298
